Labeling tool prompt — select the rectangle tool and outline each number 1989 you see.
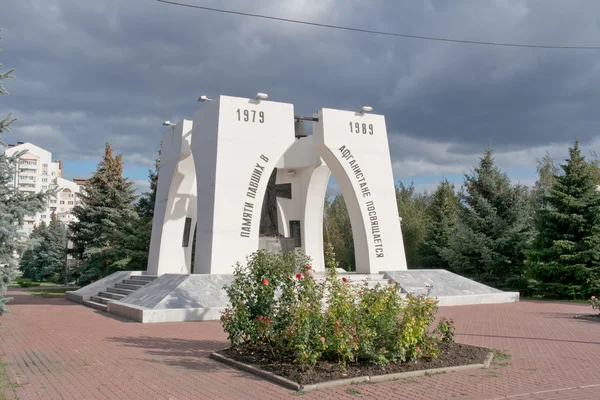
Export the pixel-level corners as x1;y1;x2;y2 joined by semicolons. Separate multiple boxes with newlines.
350;122;374;135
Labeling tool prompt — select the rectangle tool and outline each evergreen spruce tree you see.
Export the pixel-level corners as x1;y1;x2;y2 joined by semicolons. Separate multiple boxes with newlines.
419;179;459;269
19;222;48;281
395;182;430;268
527;141;600;299
46;213;67;282
136;156;158;219
70;143;138;284
440;148;533;290
531;152;559;209
1;29;46;315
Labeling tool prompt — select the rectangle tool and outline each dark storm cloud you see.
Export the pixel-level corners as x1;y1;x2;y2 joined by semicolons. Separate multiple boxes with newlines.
1;0;600;178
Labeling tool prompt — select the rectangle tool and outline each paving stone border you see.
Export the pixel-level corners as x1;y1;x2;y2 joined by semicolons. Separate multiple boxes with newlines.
574;314;600;322
210;351;494;392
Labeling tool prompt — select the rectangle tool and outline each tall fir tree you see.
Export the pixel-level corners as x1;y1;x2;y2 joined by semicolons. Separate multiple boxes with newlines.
395;182;430;268
70;143;138;284
1;28;46;315
527;141;600;299
440;148;533;291
531;152;559;209
19;215;66;282
20;222;49;281
46;213;67;282
419;179;459;269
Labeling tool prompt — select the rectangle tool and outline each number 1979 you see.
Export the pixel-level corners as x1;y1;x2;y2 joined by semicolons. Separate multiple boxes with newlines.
237;109;264;123
350;122;374;135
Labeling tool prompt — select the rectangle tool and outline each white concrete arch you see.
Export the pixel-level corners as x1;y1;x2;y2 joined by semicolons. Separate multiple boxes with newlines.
191;95;297;274
313;108;407;273
147;120;197;275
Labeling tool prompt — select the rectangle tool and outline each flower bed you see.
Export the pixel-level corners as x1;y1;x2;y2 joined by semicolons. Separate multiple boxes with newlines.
217;342;490;386
218;250;493;387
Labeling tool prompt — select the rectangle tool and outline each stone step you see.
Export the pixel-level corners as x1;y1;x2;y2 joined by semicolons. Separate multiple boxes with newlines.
107;287;135;295
83;300;107;311
91;295;114;305
134;275;158;281
98;291;125;300
115;283;142;291
122;279;150;286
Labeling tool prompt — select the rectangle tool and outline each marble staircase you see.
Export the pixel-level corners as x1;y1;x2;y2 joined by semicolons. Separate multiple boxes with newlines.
83;275;158;311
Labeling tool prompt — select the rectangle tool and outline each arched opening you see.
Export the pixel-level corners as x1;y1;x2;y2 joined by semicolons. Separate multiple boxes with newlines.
323;177;356;271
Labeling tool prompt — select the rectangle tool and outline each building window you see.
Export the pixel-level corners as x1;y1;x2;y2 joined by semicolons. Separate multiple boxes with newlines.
42;163;48;167
50;199;56;204
41;215;46;219
42;185;47;190
60;201;65;204
68;201;73;205
42;178;48;183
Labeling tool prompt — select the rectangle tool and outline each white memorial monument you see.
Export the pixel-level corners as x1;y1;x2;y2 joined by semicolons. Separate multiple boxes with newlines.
67;94;519;323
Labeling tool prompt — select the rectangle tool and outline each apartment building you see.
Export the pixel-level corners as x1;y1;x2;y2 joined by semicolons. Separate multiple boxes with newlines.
3;142;85;236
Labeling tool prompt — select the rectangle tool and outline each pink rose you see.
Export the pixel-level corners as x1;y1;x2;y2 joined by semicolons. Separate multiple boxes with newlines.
342;277;348;283
592;296;596;300
320;337;325;343
296;273;302;279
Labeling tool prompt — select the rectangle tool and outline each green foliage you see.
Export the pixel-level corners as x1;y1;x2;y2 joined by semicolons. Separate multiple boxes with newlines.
221;251;443;371
589;295;599;314
0;29;47;315
19;214;66;282
396;182;430;268
324;195;355;271
419;180;459;269
531;152;559;209
440;148;533;291
0;29;17;135
221;250;311;346
434;317;455;343
527;141;600;299
70;143;140;284
15;279;40;288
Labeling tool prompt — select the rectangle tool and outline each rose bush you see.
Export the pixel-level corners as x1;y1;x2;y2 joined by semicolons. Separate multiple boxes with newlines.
221;250;446;370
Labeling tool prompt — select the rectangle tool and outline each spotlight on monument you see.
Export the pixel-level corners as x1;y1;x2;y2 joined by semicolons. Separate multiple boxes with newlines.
294;119;308;139
255;92;269;101
198;95;213;102
360;106;374;114
162;121;176;127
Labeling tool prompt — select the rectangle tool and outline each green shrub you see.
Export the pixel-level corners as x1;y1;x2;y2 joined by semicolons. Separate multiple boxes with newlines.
590;295;599;314
221;250;443;371
16;279;40;288
434;317;456;343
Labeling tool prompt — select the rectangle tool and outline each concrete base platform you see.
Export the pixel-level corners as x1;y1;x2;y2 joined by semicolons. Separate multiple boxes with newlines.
385;269;520;306
68;269;518;323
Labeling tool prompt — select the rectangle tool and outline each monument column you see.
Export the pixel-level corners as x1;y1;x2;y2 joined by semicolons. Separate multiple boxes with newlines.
192;95;296;274
147;120;196;275
313;108;408;273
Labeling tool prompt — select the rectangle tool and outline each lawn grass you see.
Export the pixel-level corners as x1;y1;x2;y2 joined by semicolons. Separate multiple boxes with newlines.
28;288;70;298
9;278;59;289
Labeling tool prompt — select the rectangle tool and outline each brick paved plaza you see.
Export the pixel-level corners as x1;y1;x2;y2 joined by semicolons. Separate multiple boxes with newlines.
1;289;598;400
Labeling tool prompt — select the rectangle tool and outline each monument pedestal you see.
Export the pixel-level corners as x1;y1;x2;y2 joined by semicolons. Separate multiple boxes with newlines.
258;237;296;253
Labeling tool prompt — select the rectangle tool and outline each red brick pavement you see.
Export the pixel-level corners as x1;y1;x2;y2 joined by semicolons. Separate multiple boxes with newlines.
1;290;598;400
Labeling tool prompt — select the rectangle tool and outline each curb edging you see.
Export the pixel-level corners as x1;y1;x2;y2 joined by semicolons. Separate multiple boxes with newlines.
210;351;494;393
574;315;600;322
